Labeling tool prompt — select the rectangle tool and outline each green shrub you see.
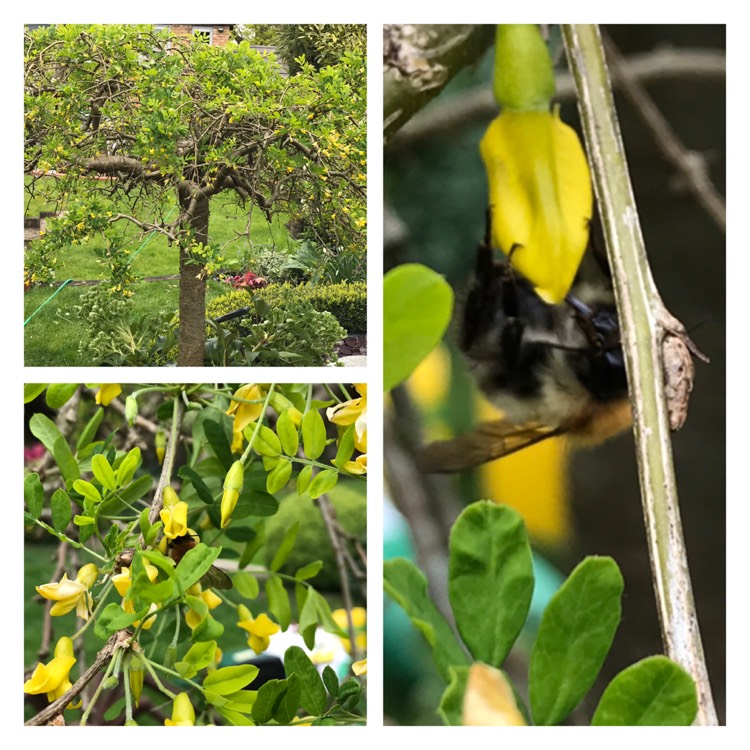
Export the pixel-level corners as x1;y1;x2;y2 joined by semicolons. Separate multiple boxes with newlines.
264;479;367;592
204;295;346;366
255;281;366;333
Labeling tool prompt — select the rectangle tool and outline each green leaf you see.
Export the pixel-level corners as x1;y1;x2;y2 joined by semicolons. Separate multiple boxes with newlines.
276;409;299;456
30;413;63;454
592;656;698;726
115;447;141;487
529;556;624;726
308;468;338;499
203;419;234;471
270;521;299;571
91;453;117;491
45;383;79;409
73;479;102;504
174;543;221;591
233;571;260;600
296;464;313;495
252;424;282;457
384;558;470;683
438;665;470;726
276;673;302;724
448;501;534;667
24;473;44;518
297;586;319;649
73;515;96;526
53;436;80;487
204;664;260;695
50;489;72;531
284;646;327;715
322;665;339;698
302;408;326;460
337;677;362;710
215;706;256;726
295;560;323;581
24;383;47;403
252;679;288;724
191;614;225;643
178;465;215;505
117;474;153;505
76;407;104;453
333;423;356;468
266;575;291;630
266;458;292;494
383;263;454;391
94;603;139;638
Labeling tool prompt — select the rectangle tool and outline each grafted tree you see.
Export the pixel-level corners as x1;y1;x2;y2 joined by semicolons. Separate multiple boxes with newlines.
24;24;366;365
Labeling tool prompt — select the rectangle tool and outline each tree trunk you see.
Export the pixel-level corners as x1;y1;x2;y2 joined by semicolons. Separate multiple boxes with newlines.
176;186;208;366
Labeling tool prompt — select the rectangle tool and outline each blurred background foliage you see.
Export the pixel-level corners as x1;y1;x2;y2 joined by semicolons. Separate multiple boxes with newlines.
384;24;725;725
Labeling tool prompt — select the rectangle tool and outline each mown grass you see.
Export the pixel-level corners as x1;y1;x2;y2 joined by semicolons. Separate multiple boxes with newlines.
24;186;295;366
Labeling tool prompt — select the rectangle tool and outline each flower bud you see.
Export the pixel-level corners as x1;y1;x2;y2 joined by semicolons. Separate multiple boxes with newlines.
162;486;180;508
125;395;138;426
155;430;166;464
127;653;145;708
220;460;244;529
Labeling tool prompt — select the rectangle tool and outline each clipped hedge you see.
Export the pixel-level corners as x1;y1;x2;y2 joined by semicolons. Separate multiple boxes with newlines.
254;281;366;333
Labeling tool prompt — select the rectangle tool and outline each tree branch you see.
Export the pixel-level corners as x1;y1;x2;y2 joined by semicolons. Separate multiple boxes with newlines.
562;23;717;727
383;24;495;141
25;630;132;726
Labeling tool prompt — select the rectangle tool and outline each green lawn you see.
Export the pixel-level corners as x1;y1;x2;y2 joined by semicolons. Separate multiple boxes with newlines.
24;187;295;366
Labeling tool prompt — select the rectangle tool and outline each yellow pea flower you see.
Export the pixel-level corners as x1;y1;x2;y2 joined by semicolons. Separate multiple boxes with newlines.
94;384;122;406
160;499;189;540
185;587;222;630
236;605;280;655
36;563;98;620
226;384;265;439
24;636;80;708
165;692;195;726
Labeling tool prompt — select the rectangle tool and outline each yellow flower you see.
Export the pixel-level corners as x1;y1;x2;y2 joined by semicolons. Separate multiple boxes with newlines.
480;108;592;304
24;636;80;708
332;607;367;654
185;588;222;629
160;499;189;540
226;384;265;439
462;662;526;726
94;384;122;406
352;659;367;676
236;605;280;655
165;692;196;726
327;385;367;469
36;564;98;620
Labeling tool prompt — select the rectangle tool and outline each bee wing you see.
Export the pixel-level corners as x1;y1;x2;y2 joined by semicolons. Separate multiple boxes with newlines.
418;420;563;473
200;564;233;590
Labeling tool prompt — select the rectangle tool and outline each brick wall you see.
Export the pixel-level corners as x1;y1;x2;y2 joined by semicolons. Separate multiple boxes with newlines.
163;25;233;47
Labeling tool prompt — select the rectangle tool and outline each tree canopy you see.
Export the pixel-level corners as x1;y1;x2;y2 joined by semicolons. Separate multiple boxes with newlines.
24;24;366;365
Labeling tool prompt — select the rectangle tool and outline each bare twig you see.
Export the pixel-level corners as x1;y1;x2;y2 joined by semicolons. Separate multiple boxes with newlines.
562;23;717;726
147;397;185;528
316;496;362;664
601;35;725;232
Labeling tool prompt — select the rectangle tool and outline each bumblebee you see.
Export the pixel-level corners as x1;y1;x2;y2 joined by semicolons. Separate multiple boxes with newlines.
419;220;632;473
167;533;233;590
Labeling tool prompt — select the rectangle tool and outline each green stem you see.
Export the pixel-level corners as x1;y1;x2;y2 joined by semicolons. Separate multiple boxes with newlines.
561;23;717;726
240;384;277;465
71;579;114;641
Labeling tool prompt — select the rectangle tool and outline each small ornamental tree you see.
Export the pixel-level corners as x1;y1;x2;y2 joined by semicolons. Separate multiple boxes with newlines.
24;25;366;365
24;383;367;726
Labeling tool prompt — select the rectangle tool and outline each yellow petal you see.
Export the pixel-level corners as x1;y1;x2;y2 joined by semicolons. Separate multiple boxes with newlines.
462;663;526;726
480;109;592;303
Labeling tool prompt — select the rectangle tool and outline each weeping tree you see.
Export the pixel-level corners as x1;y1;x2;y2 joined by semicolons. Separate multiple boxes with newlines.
24;24;366;365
